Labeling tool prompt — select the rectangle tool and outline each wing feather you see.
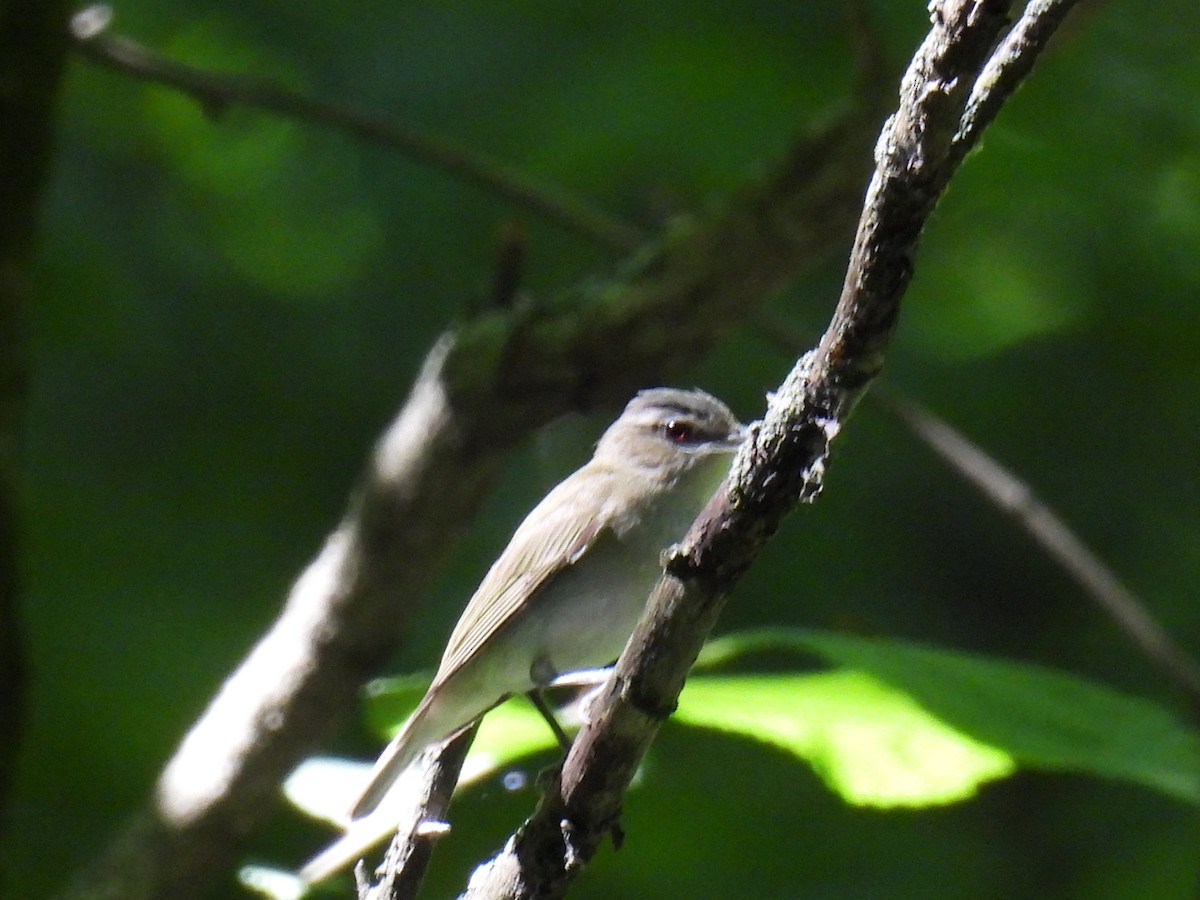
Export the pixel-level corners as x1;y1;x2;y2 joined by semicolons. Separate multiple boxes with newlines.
431;471;615;685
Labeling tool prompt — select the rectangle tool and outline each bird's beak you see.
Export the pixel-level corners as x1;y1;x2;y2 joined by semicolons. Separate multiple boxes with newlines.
723;422;750;450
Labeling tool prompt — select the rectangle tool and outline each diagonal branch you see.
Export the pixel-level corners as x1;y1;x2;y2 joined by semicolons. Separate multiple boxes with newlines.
67;4;643;252
355;727;477;900
876;392;1200;700
953;0;1080;157
460;2;1089;896
749;307;1200;705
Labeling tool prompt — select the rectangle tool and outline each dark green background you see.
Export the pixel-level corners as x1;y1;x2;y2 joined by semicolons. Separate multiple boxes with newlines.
9;1;1200;896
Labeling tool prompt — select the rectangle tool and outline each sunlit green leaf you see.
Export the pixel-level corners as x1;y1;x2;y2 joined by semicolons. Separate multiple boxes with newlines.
677;670;1016;806
361;665;1016;809
701;629;1200;805
360;673;428;739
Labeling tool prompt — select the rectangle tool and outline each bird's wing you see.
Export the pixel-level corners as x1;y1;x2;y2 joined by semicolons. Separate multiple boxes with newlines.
432;472;616;686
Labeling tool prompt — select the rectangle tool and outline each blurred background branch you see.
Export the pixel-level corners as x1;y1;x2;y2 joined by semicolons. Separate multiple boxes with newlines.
876;391;1200;702
0;0;70;862
753;314;1200;705
68;4;643;253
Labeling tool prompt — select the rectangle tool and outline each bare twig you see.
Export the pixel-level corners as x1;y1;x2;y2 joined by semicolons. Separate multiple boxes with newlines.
953;0;1079;156
294;731;477;893
333;226;531;900
358;728;476;900
461;2;1089;896
747;307;1200;701
67;5;643;252
876;393;1200;700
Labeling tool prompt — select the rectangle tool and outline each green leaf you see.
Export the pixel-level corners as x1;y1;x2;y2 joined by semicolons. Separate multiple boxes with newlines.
361;664;1015;810
677;670;1016;807
700;628;1200;805
358;630;1200;811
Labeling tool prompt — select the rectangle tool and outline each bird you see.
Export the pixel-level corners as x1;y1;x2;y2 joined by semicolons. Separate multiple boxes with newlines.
348;387;746;820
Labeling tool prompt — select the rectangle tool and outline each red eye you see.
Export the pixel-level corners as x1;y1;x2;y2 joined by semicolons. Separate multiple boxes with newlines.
664;419;694;443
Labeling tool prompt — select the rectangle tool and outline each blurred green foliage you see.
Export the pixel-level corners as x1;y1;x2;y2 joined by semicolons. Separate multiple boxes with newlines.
9;0;1200;897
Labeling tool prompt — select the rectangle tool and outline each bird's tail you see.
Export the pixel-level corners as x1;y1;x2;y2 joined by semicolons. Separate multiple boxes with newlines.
348;691;443;819
299;692;457;885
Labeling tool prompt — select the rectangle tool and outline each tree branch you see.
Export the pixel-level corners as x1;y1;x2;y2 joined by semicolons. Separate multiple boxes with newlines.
56;18;879;900
67;5;643;253
875;392;1200;701
749;306;1200;705
355;728;477;900
460;2;1087;896
953;0;1079;157
0;0;70;862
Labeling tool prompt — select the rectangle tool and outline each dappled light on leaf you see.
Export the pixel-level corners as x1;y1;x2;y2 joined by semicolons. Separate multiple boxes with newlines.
238;864;306;900
700;629;1200;806
676;671;1015;807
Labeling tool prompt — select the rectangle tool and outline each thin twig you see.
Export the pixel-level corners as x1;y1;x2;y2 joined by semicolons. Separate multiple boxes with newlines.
347;224;531;900
360;728;476;900
952;0;1079;157
67;5;643;252
334;216;537;897
876;392;1200;700
748;309;1200;701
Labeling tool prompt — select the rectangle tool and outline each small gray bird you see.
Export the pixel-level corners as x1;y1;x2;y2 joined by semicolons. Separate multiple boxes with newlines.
348;387;746;819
